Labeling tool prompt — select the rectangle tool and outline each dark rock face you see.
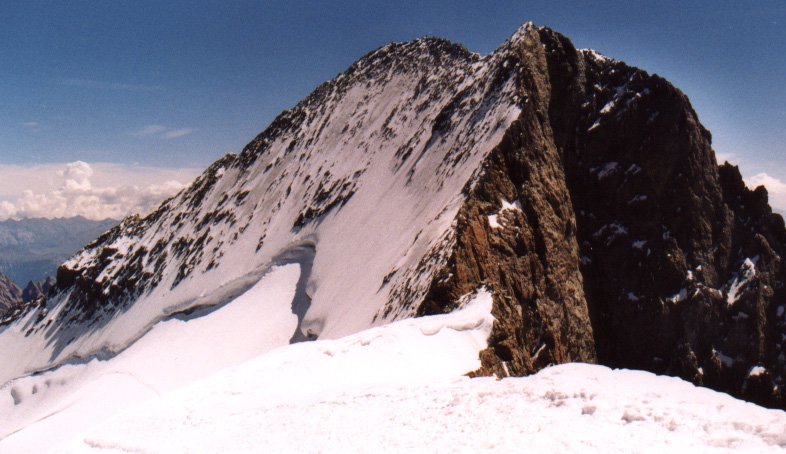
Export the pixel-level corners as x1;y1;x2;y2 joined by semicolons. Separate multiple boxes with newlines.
534;27;786;409
420;25;786;408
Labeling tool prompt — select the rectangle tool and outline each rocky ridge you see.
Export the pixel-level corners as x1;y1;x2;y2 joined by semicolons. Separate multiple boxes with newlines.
419;26;786;407
1;23;784;409
0;276;55;317
21;277;54;305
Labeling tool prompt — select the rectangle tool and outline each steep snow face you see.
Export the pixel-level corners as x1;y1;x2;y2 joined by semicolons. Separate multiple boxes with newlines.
0;33;525;382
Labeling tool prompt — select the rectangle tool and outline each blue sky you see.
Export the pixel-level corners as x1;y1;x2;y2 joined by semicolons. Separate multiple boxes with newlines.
1;1;784;217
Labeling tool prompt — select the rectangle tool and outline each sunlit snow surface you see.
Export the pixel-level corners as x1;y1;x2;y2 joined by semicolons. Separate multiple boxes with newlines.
0;264;302;451
4;287;785;454
59;366;786;453
2;270;786;452
0;37;524;384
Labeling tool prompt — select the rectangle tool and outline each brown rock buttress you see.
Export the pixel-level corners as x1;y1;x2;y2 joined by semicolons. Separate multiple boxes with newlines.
419;24;786;409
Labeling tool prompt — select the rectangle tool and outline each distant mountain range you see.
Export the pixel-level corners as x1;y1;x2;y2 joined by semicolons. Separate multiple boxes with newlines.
0;216;117;286
0;273;23;313
0;274;54;313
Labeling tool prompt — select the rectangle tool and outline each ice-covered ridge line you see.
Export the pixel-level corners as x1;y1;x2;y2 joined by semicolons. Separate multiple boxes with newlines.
502;21;537;48
580;48;614;63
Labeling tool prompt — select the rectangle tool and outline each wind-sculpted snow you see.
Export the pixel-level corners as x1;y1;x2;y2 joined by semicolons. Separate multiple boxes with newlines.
61;367;786;452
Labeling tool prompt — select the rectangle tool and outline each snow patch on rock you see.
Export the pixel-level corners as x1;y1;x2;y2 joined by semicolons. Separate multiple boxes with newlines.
487;198;522;229
726;257;758;306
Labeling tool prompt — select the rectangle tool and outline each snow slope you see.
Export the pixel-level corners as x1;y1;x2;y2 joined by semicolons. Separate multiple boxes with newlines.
0;263;302;450
47;299;786;454
1;280;495;452
0;30;523;384
4;265;785;453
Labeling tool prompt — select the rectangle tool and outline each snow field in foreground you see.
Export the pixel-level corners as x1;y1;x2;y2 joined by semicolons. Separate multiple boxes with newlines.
4;268;786;454
53;290;786;454
54;288;496;453
60;366;786;454
1;263;302;451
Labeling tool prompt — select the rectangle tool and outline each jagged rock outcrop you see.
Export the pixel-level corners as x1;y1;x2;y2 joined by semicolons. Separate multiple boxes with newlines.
418;27;597;375
2;23;784;409
418;25;786;408
21;277;54;304
532;28;786;408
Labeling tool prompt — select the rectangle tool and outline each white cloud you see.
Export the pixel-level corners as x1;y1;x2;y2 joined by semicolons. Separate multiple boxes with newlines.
745;172;786;214
162;128;195;139
134;125;169;137
22;121;42;132
0;162;202;221
133;125;195;140
60;78;162;92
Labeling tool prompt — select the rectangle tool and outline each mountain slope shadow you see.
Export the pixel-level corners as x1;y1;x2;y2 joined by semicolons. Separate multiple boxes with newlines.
272;242;316;343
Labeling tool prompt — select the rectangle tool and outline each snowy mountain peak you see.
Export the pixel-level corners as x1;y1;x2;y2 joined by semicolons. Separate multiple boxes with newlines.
2;24;531;383
504;21;537;46
3;22;786;416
